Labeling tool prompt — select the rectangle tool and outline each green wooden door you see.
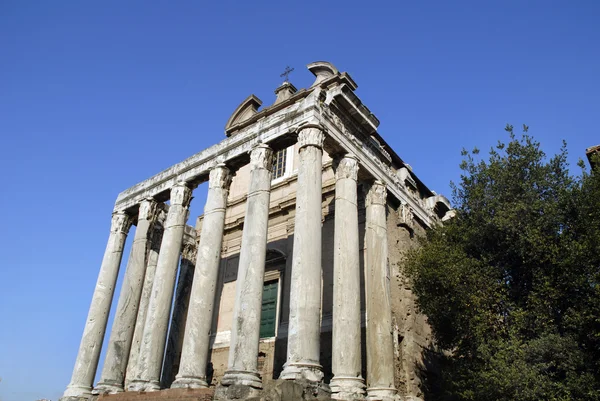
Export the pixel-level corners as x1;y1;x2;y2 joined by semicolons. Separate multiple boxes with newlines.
260;280;278;338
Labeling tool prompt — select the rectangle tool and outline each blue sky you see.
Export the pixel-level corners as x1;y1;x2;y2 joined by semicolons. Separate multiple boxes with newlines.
1;1;598;400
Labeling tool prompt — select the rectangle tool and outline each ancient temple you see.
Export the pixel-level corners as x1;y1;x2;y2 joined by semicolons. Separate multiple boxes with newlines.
60;61;453;401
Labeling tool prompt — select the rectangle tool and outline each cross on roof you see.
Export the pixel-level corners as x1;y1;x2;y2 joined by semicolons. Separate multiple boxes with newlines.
280;66;294;82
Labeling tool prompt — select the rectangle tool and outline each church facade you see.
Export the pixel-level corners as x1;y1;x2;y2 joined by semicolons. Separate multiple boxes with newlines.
60;61;453;401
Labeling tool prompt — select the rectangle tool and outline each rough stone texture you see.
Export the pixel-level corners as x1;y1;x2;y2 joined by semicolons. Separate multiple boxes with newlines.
129;183;193;391
61;211;132;401
330;156;365;400
221;145;273;389
97;388;214;401
364;182;397;400
173;165;232;389
161;230;198;388
95;200;159;394
125;208;167;389
280;127;326;383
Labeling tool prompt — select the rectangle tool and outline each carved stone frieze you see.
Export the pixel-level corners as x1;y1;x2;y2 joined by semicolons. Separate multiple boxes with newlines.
249;144;274;171
334;155;359;181
398;203;415;232
170;183;193;207
297;126;325;149
366;181;387;207
208;164;233;190
110;211;133;234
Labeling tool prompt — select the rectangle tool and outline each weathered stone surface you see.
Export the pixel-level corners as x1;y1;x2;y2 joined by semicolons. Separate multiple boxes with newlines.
61;211;132;401
330;156;365;400
221;145;273;389
97;388;213;401
125;207;166;389
280;127;325;383
95;200;159;394
365;182;397;401
128;183;193;391
161;230;197;388
173;165;232;389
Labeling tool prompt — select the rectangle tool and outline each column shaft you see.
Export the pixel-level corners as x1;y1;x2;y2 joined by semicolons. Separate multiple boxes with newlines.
365;182;397;400
60;211;132;401
128;183;193;391
331;156;365;399
280;127;325;383
161;240;196;388
221;146;273;388
172;165;232;389
125;208;165;389
95;200;158;394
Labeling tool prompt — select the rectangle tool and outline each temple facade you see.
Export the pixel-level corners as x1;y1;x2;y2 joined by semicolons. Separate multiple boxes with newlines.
60;61;453;401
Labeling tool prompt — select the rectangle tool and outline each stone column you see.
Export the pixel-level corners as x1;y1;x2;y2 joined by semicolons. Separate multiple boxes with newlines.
128;182;193;392
160;239;197;388
60;211;132;401
280;126;325;383
94;200;158;394
125;208;166;389
365;181;397;400
172;164;232;389
331;156;366;400
221;146;273;389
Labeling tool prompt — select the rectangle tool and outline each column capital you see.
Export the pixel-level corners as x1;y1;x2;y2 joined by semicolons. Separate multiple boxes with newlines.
249;144;274;171
334;155;359;181
138;198;159;222
366;181;387;207
209;164;233;190
170;183;193;207
111;211;133;234
297;126;325;150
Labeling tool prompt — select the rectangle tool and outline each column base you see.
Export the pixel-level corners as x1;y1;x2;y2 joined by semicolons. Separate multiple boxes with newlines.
331;375;366;400
214;383;262;401
92;380;124;395
170;375;209;389
220;369;263;389
366;387;399;401
126;379;161;392
59;384;92;401
280;361;324;383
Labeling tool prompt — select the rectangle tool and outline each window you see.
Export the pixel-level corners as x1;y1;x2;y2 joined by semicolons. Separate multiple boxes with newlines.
260;280;278;338
272;148;287;180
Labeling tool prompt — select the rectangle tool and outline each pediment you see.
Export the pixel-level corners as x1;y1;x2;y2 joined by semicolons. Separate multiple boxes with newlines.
225;95;263;136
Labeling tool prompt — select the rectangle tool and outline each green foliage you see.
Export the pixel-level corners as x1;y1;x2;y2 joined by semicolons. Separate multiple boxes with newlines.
405;125;600;400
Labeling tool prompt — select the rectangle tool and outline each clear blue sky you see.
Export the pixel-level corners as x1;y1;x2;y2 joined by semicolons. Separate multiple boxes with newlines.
1;1;598;400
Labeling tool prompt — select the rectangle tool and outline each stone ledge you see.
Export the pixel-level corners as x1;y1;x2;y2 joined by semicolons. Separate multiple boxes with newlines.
97;388;214;401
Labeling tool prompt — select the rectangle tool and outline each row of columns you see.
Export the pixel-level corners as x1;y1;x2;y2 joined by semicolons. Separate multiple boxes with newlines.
60;126;398;401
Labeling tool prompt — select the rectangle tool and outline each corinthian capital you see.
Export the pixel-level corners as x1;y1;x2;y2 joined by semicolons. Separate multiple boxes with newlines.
170;182;193;208
110;211;133;234
138;198;159;222
334;155;359;181
297;126;325;150
249;144;274;171
366;181;387;207
209;164;233;190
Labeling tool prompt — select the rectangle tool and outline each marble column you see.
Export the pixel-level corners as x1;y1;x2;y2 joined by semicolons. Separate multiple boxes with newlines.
280;126;325;383
128;182;193;391
365;181;397;400
331;156;366;399
125;207;166;389
60;211;132;401
94;199;158;394
172;164;232;389
160;239;197;388
221;146;273;389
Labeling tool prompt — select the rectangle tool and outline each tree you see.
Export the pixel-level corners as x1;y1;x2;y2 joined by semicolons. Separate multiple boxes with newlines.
405;125;600;401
